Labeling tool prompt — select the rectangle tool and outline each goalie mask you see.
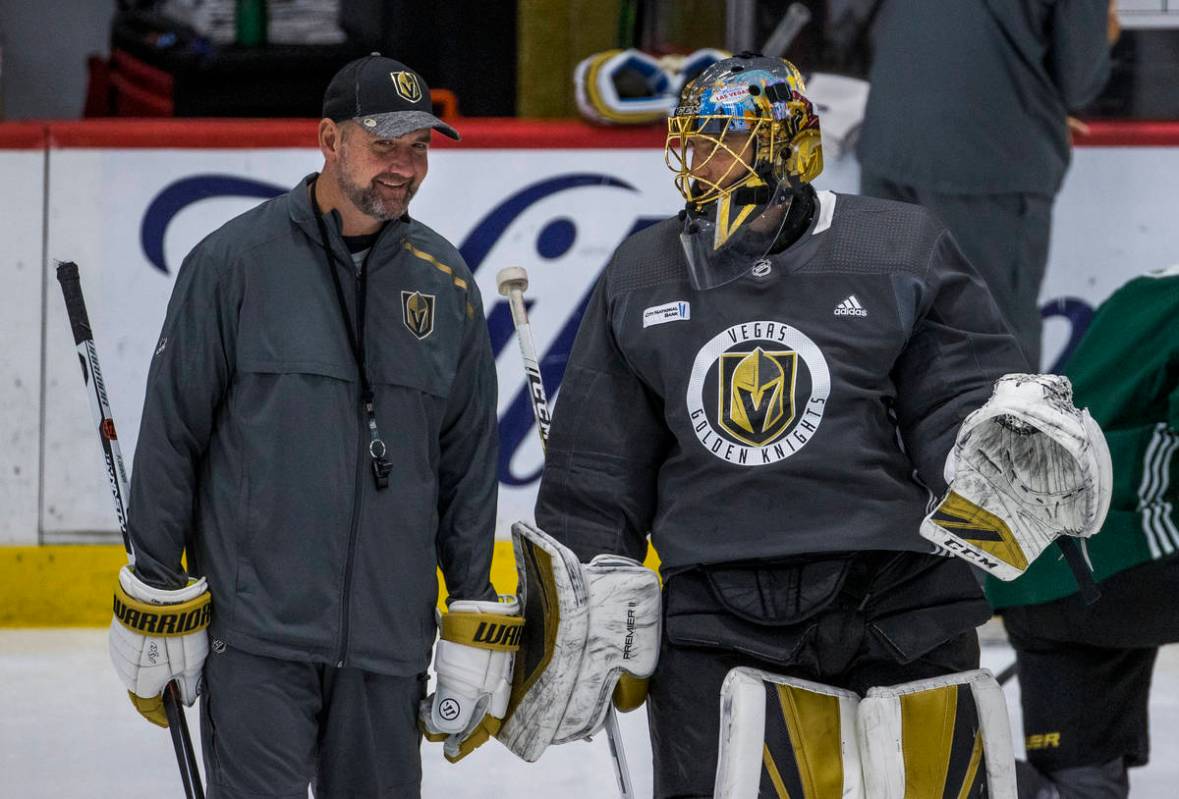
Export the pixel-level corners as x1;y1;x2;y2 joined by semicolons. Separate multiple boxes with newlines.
665;53;823;291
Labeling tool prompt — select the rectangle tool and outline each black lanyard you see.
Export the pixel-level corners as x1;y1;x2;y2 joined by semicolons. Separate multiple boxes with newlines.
310;179;393;490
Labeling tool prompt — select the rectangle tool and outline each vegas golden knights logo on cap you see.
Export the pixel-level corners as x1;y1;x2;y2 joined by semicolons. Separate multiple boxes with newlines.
718;348;797;447
402;290;435;339
391;71;423;103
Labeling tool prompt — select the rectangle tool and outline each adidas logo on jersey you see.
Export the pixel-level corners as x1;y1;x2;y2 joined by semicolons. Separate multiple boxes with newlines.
834;295;867;317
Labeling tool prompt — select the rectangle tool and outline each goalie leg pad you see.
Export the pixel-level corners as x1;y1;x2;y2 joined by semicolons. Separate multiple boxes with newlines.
715;667;864;799
858;669;1016;799
495;522;661;761
573;49;677;125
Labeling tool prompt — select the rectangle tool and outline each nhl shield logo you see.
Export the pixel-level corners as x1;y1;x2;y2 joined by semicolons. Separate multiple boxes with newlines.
718;348;797;447
391;71;423;103
402;291;435;339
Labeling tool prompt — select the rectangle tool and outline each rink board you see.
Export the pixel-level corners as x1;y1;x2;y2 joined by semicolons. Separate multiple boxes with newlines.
0;125;46;546
2;119;1179;623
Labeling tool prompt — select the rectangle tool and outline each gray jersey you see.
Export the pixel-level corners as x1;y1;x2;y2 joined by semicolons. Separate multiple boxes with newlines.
535;191;1027;573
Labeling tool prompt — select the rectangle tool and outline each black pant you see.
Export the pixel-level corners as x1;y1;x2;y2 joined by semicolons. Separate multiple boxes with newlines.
1003;556;1179;775
200;643;426;798
648;552;988;798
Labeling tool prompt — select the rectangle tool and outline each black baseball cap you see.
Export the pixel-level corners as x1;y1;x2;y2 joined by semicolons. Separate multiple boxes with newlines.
322;53;460;141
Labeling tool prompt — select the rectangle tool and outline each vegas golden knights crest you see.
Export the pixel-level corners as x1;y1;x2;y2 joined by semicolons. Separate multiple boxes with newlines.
719;348;797;447
687;321;831;466
402;290;435;339
391;71;423;103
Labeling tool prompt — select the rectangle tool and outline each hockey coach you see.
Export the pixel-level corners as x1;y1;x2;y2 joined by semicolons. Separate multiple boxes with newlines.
105;54;516;797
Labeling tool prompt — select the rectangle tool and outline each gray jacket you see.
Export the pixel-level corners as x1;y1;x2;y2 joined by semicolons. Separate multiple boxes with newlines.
857;0;1112;195
127;175;498;676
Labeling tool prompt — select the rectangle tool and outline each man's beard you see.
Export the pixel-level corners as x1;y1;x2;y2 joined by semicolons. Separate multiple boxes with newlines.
336;168;417;221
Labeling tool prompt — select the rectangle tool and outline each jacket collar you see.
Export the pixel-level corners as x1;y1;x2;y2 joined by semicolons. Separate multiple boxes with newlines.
289;173;409;265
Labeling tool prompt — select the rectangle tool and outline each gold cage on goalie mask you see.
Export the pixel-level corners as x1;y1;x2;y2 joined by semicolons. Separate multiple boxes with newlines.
664;57;823;247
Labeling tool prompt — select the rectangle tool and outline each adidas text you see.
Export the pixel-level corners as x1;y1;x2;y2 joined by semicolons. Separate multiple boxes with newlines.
834;295;867;317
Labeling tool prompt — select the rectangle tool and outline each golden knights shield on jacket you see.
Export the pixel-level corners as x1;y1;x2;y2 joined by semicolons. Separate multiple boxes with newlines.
402;290;435;339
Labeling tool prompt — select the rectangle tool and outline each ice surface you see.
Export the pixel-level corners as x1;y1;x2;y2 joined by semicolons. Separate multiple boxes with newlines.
1;629;1175;798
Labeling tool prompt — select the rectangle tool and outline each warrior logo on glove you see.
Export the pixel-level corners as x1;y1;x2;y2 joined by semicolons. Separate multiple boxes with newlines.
421;595;524;763
108;565;212;728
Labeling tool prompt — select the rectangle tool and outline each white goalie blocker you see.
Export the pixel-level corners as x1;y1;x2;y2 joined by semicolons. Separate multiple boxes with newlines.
716;668;1016;799
920;373;1113;580
496;522;662;761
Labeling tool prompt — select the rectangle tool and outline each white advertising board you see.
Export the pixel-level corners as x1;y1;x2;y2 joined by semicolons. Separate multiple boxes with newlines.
11;121;1179;543
40;143;695;541
0;142;45;544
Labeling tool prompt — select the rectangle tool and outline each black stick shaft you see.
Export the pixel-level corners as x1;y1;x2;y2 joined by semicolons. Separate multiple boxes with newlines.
164;684;203;799
55;261;134;559
56;260;204;798
1058;537;1102;606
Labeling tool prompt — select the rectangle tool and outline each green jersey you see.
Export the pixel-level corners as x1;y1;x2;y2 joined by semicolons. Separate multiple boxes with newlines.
987;267;1179;608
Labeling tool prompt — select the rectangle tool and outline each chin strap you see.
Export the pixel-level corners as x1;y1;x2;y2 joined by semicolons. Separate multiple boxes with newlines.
730;184;774;206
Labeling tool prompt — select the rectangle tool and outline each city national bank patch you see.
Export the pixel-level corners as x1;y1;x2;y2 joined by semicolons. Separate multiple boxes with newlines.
643;300;691;328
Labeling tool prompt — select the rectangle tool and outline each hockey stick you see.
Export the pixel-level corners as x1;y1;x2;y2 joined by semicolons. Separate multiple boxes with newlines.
762;2;812;58
496;266;635;799
56;261;205;799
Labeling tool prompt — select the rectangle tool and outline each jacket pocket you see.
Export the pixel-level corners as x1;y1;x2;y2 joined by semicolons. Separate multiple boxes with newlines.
229;361;355;641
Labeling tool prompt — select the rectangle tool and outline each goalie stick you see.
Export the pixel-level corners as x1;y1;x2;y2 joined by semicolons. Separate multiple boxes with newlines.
56;261;205;799
496;266;635;799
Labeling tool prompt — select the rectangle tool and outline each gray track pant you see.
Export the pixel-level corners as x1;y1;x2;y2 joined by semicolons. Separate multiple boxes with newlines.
200;643;426;798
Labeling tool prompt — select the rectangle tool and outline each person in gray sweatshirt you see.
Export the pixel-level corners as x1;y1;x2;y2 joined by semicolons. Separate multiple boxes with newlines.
858;0;1118;370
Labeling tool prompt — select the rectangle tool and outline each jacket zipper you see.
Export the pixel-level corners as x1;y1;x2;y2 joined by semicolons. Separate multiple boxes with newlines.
336;404;367;667
333;224;393;668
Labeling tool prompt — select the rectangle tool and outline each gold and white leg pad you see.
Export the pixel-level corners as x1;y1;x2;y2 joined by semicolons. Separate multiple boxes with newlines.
714;668;1016;799
858;669;1016;799
495;522;662;761
715;667;865;799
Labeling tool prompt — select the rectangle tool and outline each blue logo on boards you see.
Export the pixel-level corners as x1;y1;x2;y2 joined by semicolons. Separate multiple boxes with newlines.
141;175;1091;486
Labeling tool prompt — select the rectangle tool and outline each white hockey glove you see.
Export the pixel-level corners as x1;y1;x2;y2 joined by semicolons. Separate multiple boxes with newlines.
920;374;1112;580
108;565;211;727
421;596;523;762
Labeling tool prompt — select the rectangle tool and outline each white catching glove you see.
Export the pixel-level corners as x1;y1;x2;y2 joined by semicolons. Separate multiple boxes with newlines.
921;374;1113;580
421;596;523;762
108;565;212;727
